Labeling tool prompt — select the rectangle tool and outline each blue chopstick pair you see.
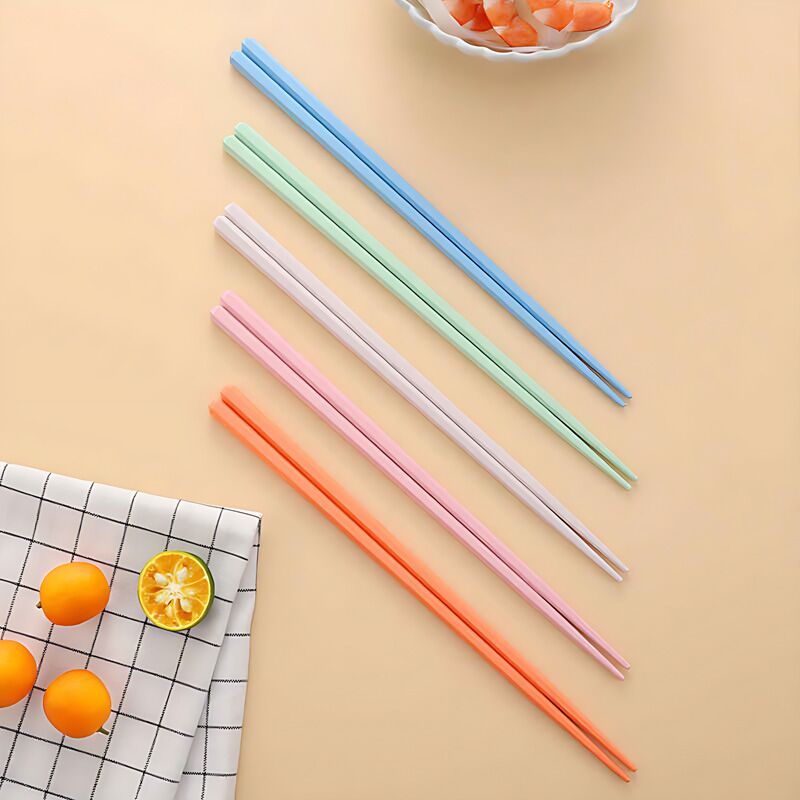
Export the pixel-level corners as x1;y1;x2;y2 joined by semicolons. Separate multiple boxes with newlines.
230;37;632;406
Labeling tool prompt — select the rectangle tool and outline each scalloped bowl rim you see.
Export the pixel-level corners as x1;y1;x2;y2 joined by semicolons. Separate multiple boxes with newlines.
394;0;639;61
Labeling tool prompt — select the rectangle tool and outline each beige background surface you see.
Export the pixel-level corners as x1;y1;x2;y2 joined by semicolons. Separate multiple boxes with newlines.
1;2;798;798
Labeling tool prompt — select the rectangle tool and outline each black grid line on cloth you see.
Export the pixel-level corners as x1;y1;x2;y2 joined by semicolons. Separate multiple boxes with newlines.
0;473;52;636
42;485;128;799
114;710;192;738
0;472;53;790
200;515;221;800
86;639;151;794
88;497;180;800
2;776;74;800
0;625;207;693
190;499;261;520
184;771;237;778
196;724;242;731
190;526;260;798
94;605;223;646
197;509;226;800
194;507;225;800
22;685;195;738
133;505;225;800
201;687;210;800
0;527;141;576
0;725;178;784
0;484;249;562
104;609;223;646
80;489;138;671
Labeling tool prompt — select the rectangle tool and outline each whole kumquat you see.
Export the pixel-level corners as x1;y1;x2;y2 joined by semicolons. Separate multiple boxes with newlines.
38;562;110;626
0;640;37;708
43;669;112;738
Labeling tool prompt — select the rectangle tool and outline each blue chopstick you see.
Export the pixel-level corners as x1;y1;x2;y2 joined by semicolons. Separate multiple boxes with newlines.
231;50;624;407
232;38;632;403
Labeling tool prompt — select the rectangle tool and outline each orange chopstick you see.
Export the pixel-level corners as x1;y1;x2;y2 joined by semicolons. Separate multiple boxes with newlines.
210;386;635;781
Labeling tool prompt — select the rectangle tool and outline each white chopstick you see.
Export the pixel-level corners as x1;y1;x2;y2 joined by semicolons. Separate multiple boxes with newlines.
214;203;628;579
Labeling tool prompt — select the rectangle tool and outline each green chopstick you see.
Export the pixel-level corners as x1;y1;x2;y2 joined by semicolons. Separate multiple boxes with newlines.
224;124;636;488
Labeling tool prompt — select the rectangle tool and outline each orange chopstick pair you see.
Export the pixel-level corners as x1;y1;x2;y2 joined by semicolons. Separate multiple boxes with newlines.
210;387;635;782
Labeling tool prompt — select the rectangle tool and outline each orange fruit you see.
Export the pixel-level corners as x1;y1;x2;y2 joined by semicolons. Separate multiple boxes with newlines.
43;669;111;738
38;562;110;626
138;551;214;631
0;640;37;708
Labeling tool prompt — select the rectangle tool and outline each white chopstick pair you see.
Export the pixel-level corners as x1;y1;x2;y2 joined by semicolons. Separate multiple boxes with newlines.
214;203;628;581
212;290;628;677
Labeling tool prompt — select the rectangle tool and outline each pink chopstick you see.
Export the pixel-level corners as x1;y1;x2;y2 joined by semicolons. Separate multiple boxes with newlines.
212;291;628;676
215;204;628;580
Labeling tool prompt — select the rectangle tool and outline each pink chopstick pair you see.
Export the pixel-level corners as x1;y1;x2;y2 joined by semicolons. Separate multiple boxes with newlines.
212;290;629;678
215;204;628;581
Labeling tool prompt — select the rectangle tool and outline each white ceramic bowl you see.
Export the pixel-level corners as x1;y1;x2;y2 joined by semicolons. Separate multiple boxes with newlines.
394;0;639;62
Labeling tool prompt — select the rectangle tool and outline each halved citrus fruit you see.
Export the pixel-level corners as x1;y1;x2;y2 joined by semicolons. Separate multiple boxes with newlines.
137;551;214;631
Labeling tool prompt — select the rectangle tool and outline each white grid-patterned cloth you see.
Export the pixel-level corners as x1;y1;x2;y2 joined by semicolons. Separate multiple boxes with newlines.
0;462;261;800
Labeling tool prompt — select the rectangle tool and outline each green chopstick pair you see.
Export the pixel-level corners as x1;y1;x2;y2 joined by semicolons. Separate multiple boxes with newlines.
223;123;637;488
